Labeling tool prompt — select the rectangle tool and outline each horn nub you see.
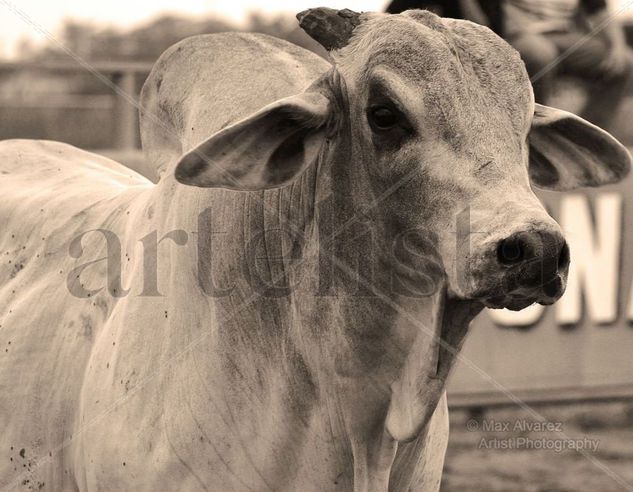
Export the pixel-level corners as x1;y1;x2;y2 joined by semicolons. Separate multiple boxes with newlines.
297;7;361;51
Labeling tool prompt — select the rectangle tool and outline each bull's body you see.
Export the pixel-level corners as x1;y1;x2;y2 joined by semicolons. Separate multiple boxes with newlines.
0;141;154;489
0;34;449;491
1;7;629;490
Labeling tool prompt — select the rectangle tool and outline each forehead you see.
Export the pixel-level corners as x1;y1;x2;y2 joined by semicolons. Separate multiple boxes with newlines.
339;11;533;149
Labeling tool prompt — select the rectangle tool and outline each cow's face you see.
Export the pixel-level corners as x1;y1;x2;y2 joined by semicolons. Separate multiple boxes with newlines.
174;8;630;311
303;9;631;310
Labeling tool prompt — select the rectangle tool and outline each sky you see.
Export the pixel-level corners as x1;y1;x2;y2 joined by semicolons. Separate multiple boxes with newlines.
0;0;388;58
0;0;631;58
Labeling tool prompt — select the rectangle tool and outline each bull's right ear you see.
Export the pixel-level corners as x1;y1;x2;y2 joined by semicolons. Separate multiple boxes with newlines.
528;104;631;191
175;92;331;190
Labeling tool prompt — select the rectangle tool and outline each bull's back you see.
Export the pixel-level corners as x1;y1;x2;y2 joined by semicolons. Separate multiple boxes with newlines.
140;32;330;178
0;140;151;488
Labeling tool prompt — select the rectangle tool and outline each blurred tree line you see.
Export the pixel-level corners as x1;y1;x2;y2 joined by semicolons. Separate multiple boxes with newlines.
1;12;325;96
42;13;323;63
0;12;327;148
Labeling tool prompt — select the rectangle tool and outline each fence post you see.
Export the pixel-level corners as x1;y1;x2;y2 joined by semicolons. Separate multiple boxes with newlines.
112;70;137;150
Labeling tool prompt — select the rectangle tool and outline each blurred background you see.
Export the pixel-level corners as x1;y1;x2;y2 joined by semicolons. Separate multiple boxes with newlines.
1;1;633;490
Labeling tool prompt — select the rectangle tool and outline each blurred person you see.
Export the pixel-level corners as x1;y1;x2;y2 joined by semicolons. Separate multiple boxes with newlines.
385;0;504;35
503;0;633;131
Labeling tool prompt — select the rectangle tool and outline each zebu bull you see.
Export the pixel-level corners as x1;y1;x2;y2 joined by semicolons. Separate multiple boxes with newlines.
0;7;629;491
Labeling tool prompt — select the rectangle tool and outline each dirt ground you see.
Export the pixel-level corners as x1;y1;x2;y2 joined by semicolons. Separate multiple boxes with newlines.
441;402;633;492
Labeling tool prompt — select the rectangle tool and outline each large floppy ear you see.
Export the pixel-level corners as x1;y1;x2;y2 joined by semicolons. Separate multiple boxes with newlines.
528;103;631;191
174;92;331;190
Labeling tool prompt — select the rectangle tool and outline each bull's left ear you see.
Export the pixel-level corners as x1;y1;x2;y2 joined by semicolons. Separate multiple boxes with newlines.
175;92;331;190
528;103;631;191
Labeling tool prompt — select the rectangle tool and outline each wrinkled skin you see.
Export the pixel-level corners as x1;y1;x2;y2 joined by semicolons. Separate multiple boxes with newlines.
0;9;630;492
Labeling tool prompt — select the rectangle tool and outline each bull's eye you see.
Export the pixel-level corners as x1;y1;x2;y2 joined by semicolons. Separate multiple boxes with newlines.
368;106;399;131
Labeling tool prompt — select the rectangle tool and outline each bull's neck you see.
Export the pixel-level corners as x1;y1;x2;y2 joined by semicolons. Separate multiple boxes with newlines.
146;151;432;391
150;165;320;299
144;164;475;487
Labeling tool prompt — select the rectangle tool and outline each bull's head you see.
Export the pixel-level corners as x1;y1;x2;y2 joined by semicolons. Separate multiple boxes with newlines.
175;8;629;311
173;9;630;441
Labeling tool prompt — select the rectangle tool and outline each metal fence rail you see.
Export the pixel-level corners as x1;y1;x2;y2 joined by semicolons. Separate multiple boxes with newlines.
0;60;153;149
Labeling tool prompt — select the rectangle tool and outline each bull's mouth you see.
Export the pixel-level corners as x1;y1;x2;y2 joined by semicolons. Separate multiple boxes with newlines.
480;274;565;311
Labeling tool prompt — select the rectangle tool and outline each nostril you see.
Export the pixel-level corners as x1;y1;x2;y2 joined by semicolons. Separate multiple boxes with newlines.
558;241;570;270
497;236;526;265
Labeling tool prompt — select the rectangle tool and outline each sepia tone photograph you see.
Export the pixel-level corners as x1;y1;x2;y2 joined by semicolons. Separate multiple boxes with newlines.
0;0;632;490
